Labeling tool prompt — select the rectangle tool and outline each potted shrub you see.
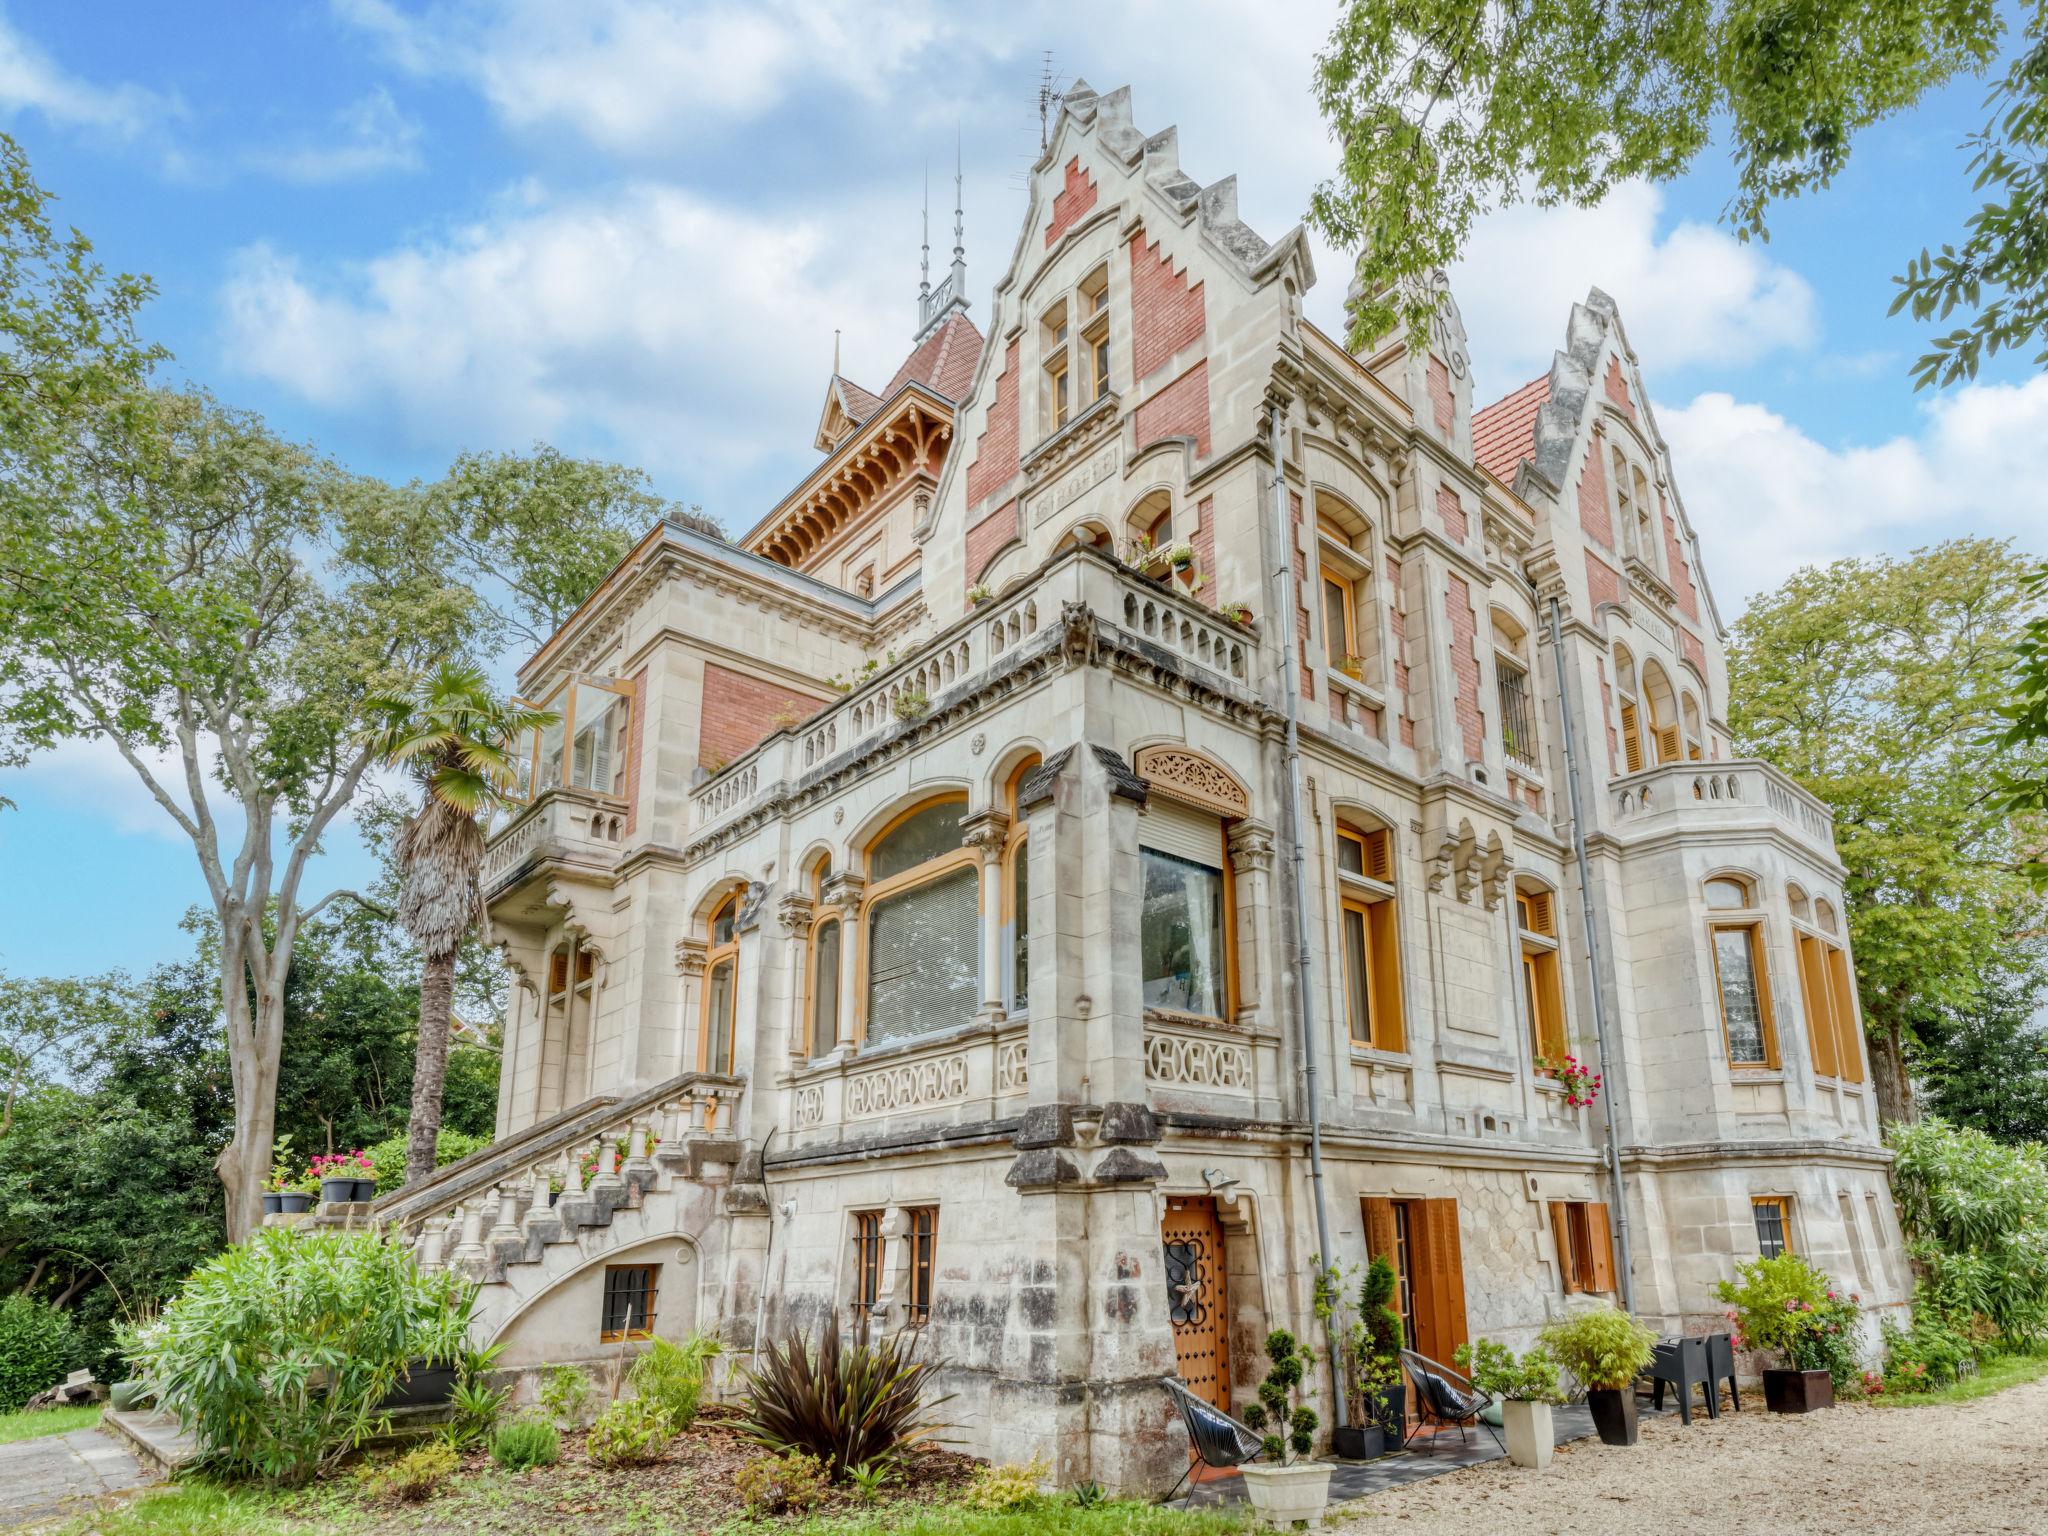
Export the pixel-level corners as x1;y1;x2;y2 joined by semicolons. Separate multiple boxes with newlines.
1534;1053;1603;1108
313;1149;377;1205
1239;1329;1331;1526
1358;1256;1407;1445
966;582;995;607
1219;600;1255;628
1456;1339;1566;1469
1313;1259;1380;1460
1717;1253;1859;1413
1162;539;1196;572
1539;1304;1657;1446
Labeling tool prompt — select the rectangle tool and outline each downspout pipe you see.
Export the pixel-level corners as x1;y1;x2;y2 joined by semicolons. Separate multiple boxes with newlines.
1547;597;1636;1312
1265;401;1346;1426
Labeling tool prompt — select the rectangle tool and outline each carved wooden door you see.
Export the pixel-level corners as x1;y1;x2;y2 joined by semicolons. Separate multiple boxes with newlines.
1162;1196;1229;1411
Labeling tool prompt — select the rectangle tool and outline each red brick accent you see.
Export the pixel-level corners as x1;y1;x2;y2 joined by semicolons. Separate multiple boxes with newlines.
1291;491;1314;700
1604;356;1635;419
1445;572;1484;762
1129;233;1206;382
1597;658;1618;774
1192;495;1216;607
623;665;647;836
964;337;1021;509
1435;483;1468;542
1427;355;1455;437
1585;551;1623;612
965;498;1018;584
1133;359;1211;458
1661;499;1700;621
699;663;827;771
1680;627;1709;683
1578;430;1614;550
1045;157;1098;248
1387;554;1414;746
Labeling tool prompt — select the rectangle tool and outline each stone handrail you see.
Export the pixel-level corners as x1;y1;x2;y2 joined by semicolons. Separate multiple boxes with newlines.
482;785;628;890
1609;759;1837;857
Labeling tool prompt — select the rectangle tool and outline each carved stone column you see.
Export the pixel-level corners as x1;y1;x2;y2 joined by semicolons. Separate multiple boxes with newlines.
676;937;708;1074
961;807;1012;1024
777;892;815;1062
821;871;866;1050
1226;817;1277;1031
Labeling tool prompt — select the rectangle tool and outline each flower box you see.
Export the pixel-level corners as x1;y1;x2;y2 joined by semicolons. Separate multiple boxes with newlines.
1762;1367;1834;1413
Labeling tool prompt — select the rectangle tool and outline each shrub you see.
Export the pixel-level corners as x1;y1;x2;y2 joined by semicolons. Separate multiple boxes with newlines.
0;1294;78;1412
1716;1253;1863;1389
627;1331;721;1430
962;1453;1049;1511
490;1415;561;1472
1888;1117;2048;1344
364;1439;459;1502
585;1395;672;1468
538;1363;593;1428
367;1130;490;1195
849;1459;898;1505
1454;1338;1567;1404
738;1313;953;1480
1539;1304;1657;1391
1240;1329;1318;1462
734;1451;830;1515
446;1378;511;1448
147;1227;475;1485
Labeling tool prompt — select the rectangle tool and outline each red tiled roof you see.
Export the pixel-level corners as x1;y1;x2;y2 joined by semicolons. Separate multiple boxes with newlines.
1472;375;1549;484
832;375;883;425
880;311;984;403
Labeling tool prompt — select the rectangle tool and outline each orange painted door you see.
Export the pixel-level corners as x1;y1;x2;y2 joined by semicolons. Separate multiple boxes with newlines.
1162;1196;1230;1411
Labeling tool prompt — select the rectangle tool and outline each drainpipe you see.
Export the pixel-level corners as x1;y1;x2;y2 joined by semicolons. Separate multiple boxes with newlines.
1265;400;1346;1427
1547;597;1636;1313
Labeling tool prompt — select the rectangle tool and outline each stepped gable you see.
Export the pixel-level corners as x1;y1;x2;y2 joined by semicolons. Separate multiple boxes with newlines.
881;310;982;403
1473;375;1548;483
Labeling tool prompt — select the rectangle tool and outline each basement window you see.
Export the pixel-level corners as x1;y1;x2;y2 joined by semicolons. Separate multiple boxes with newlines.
599;1264;658;1342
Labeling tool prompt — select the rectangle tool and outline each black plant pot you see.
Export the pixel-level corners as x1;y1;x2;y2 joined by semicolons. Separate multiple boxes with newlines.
1586;1387;1639;1446
1331;1424;1385;1460
320;1176;358;1206
261;1192;283;1216
277;1191;315;1215
1371;1383;1407;1443
547;1189;561;1207
1762;1368;1834;1414
354;1178;377;1203
376;1361;459;1410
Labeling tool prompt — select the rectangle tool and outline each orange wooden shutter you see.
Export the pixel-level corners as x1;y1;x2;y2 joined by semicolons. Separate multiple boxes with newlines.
1797;936;1839;1078
1655;722;1681;763
1419;1198;1469;1363
1364;1198;1397;1264
1367;903;1405;1052
1619;703;1643;772
1584;1203;1617;1294
1364;828;1394;883
1548;1201;1579;1293
1828;948;1864;1083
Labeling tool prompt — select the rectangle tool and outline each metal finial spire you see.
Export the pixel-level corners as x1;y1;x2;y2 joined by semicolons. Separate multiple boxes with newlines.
833;328;841;376
919;161;931;308
952;129;964;262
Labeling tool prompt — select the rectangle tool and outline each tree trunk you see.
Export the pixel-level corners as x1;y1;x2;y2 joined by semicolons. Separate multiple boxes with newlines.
216;930;286;1245
1870;1021;1917;1128
405;947;459;1186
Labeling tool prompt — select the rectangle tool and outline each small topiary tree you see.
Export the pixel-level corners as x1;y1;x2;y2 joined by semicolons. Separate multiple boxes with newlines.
1241;1329;1319;1463
1358;1257;1405;1439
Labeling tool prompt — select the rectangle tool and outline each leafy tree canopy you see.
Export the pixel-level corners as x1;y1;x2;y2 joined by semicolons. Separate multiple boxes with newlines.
1921;956;2048;1144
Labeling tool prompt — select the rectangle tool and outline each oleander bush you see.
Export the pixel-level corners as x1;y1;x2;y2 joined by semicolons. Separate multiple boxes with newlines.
0;1294;78;1412
738;1313;953;1480
627;1330;721;1430
1888;1117;2048;1345
366;1130;490;1195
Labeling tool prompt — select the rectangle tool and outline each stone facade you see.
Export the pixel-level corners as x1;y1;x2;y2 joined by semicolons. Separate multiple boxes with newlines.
387;79;1906;1493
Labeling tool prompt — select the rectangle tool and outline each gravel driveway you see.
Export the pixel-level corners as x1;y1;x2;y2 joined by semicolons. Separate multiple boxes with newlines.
1336;1378;2048;1536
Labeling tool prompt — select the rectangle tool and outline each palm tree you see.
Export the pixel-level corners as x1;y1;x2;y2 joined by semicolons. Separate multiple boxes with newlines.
362;663;555;1186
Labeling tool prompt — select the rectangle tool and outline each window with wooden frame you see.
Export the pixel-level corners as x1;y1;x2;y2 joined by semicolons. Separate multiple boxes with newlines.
906;1206;938;1324
861;798;979;1046
1517;886;1567;1063
1080;265;1111;404
1040;300;1071;430
522;673;634;801
701;892;741;1075
1613;646;1646;774
1642;660;1681;765
850;1210;884;1314
1630;466;1656;572
1003;755;1041;1016
1792;896;1863;1085
1363;1196;1468;1370
1681;693;1705;762
1706;876;1778;1069
1752;1195;1793;1259
1549;1200;1616;1295
1336;824;1404;1052
1316;517;1374;684
1139;798;1234;1022
806;860;839;1060
599;1264;658;1342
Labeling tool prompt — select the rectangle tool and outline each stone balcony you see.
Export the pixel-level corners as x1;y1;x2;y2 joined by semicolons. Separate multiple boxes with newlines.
1608;759;1837;862
482;785;629;901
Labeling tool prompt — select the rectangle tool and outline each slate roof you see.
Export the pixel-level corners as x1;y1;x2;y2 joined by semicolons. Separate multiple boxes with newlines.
1471;375;1550;483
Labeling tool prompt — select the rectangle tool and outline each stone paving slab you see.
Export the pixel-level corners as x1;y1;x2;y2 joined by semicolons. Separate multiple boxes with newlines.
0;1426;157;1530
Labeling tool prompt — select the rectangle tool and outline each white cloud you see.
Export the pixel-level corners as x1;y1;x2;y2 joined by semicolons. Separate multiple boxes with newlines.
0;9;177;141
1660;375;2048;608
245;88;423;184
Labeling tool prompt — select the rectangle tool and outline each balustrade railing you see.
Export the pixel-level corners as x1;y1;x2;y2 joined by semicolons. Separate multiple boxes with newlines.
1609;759;1836;855
482;786;628;888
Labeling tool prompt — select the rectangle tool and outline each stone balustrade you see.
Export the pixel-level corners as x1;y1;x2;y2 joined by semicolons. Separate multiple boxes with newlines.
482;785;629;892
1609;759;1837;858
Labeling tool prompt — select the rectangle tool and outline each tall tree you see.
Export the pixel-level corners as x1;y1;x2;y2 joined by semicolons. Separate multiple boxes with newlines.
1309;0;2043;387
1920;956;2048;1144
1991;561;2048;869
362;663;550;1184
1727;538;2047;1123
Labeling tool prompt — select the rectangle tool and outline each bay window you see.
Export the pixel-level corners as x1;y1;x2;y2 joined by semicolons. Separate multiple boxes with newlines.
518;673;634;800
862;799;979;1045
1139;797;1231;1021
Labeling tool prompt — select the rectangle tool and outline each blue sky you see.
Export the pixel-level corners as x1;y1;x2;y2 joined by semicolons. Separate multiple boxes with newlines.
1;0;2044;981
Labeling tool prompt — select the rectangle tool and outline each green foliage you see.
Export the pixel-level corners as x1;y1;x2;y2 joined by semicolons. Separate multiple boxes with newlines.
1538;1304;1657;1391
367;1129;489;1195
584;1395;672;1468
1071;1480;1107;1508
627;1330;722;1430
362;1438;459;1503
1714;1254;1864;1388
735;1451;831;1516
0;1403;100;1443
1239;1328;1318;1463
1454;1338;1566;1405
0;1294;78;1411
961;1454;1049;1511
446;1379;510;1449
1876;1296;1982;1394
848;1458;899;1505
1727;541;2048;1114
488;1414;560;1472
537;1364;593;1429
1921;962;2048;1143
737;1314;954;1481
1991;563;2048;869
1888;1116;2048;1341
146;1227;475;1485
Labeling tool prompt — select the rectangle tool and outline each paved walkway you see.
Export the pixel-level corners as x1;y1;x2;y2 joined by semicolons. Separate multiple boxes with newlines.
0;1425;157;1529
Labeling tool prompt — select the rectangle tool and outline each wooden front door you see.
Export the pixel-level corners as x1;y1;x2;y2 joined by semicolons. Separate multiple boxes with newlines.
1162;1196;1230;1410
1364;1196;1469;1369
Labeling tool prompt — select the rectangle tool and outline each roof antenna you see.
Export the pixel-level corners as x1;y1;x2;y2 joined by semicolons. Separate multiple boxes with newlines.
918;160;931;316
1037;52;1063;152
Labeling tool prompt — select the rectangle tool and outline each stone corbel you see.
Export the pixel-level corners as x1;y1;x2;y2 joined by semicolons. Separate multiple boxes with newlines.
820;871;866;915
1225;818;1276;875
959;808;1011;860
1479;833;1512;911
777;892;815;939
676;937;710;977
1426;831;1460;894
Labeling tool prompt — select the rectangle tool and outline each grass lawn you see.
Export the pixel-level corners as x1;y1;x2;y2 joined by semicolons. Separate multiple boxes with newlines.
1869;1345;2048;1407
0;1403;101;1443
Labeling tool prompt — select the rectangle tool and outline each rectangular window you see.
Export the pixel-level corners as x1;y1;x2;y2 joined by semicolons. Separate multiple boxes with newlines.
907;1206;937;1323
1550;1201;1616;1294
1827;946;1863;1083
1089;326;1110;401
851;1211;884;1313
1048;352;1070;428
1752;1196;1792;1259
1322;570;1356;671
599;1264;658;1342
865;866;980;1045
809;919;840;1059
1140;847;1228;1020
1496;658;1536;767
1341;901;1374;1046
1009;843;1030;1014
1712;923;1774;1066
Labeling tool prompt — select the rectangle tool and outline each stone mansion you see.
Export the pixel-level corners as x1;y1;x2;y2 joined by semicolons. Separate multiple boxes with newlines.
377;81;1907;1491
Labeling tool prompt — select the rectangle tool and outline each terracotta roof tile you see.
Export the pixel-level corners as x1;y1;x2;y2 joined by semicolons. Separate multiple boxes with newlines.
833;375;883;424
881;311;984;403
1472;375;1549;484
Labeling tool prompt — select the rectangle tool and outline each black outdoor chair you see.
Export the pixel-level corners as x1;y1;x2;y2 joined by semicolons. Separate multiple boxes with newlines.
1399;1349;1504;1453
1648;1334;1714;1424
1703;1331;1741;1414
1159;1376;1264;1504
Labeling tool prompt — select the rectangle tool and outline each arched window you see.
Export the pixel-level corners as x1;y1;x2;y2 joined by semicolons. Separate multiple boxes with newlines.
1612;447;1635;555
1613;645;1646;774
1703;874;1777;1069
1316;494;1378;686
1681;693;1704;762
1642;661;1680;765
1517;883;1566;1064
1129;488;1174;557
701;892;741;1075
861;798;978;1045
1002;755;1041;1015
1793;894;1862;1084
806;859;840;1060
1493;611;1537;768
1631;466;1656;569
1335;820;1403;1051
